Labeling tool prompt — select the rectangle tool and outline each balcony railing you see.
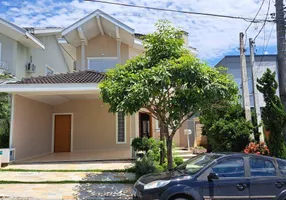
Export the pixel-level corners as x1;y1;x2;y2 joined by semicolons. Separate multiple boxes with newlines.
0;61;8;71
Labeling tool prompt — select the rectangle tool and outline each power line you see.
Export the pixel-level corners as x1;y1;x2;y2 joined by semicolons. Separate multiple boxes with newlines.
256;22;275;67
84;0;274;22
244;0;267;48
254;0;271;41
245;0;266;33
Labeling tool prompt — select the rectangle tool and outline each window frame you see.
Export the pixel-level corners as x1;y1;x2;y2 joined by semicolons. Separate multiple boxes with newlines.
45;65;55;76
115;112;127;144
87;57;118;71
210;156;246;179
249;156;277;177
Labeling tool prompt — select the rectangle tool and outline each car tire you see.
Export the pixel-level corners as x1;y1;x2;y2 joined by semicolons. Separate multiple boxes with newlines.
173;198;189;200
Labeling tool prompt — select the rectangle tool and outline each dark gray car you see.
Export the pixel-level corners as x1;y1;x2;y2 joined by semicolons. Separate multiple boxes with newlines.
133;153;286;200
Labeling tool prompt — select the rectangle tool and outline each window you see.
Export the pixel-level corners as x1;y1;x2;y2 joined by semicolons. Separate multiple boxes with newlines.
250;157;276;177
87;57;118;72
211;157;245;178
116;112;126;143
46;65;55;76
177;154;222;175
277;159;286;175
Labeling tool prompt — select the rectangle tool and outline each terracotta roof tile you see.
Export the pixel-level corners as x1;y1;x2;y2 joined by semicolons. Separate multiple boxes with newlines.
12;70;105;84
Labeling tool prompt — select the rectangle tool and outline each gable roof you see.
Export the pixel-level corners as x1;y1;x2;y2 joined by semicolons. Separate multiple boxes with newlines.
62;9;134;36
12;70;105;84
61;9;135;47
0;17;45;49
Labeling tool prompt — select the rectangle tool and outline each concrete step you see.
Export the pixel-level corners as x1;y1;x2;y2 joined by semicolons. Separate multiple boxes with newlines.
174;149;193;155
177;154;196;159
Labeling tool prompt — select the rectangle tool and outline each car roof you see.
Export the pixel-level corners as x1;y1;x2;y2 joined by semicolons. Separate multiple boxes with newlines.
208;152;281;161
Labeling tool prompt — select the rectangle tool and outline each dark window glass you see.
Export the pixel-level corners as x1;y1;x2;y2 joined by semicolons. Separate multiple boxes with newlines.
277;159;286;175
117;112;125;143
250;157;276;177
211;157;245;178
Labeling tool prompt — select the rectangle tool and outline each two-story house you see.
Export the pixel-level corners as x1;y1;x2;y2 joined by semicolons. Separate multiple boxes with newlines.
0;10;198;163
0;18;73;79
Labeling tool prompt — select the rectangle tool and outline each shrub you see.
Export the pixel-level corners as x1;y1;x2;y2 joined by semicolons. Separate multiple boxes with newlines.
257;69;286;158
131;137;161;153
174;156;184;166
134;154;157;179
201;103;252;152
244;142;270;156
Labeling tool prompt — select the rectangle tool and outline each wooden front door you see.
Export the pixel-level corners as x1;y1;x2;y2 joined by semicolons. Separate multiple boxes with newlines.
139;112;152;138
54;115;71;152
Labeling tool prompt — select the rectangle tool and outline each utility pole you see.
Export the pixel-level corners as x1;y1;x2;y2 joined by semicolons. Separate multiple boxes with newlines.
239;32;254;139
249;38;264;142
276;0;286;139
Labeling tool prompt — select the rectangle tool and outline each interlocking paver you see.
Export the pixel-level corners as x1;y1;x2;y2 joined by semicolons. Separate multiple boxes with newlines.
0;184;133;199
0;172;135;182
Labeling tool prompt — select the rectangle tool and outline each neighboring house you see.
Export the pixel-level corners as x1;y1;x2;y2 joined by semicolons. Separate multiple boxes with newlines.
0;18;72;79
0;10;198;162
215;54;279;108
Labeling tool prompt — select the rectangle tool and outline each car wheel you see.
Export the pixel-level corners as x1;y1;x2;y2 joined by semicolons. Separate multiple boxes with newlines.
173;198;189;200
170;196;193;200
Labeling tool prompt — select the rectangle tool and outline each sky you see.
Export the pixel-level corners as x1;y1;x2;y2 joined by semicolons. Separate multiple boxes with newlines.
0;0;278;66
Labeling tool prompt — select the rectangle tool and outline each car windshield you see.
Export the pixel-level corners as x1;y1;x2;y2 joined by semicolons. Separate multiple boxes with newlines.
176;154;222;174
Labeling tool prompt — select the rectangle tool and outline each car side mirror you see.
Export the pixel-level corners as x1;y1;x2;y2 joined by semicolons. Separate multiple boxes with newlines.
208;172;219;181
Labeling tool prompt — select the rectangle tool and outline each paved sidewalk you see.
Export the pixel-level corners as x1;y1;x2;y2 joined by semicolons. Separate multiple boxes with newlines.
0;183;133;199
0;172;135;182
5;161;133;170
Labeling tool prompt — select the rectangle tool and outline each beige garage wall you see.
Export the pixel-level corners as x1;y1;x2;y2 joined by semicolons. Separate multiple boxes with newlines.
52;100;131;153
12;95;53;161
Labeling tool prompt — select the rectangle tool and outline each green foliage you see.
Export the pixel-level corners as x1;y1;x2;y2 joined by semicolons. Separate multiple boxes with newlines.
200;103;252;152
134;154;157;179
174;156;184;166
131;137;161;153
100;20;238;169
132;137;182;177
257;69;286;158
0;92;10;148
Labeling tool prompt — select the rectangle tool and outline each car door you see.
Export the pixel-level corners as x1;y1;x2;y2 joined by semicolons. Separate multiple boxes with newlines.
201;156;250;200
248;156;284;200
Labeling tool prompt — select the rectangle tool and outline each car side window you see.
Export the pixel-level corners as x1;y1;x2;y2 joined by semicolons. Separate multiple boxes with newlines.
250;157;276;177
277;159;286;175
211;157;245;178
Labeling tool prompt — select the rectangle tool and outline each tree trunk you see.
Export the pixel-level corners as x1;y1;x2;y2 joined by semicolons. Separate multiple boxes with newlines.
159;132;165;165
159;123;168;165
166;137;173;170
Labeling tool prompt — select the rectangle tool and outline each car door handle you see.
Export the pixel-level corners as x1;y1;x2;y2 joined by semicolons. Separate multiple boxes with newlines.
237;183;247;191
275;181;284;188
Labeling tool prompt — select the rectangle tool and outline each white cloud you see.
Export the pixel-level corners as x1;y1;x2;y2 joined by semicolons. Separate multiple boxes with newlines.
1;1;10;6
0;0;277;63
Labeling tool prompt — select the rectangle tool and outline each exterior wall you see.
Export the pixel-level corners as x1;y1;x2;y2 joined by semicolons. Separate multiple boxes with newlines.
0;34;70;79
76;34;129;70
52;100;131;154
151;118;186;147
12;95;53;161
215;55;278;107
15;43;30;79
28;35;70;77
129;47;142;59
0;33;17;75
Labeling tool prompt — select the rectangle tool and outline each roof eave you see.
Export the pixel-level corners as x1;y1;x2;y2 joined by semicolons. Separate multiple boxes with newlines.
0;83;100;93
62;9;134;36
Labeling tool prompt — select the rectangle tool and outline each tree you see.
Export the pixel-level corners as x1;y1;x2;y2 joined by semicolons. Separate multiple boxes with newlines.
200;102;252;152
100;21;238;169
257;68;286;157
